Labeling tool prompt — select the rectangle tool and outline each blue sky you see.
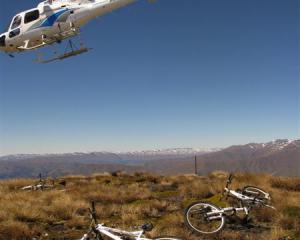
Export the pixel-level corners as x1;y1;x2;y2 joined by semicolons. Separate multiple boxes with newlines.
0;0;299;155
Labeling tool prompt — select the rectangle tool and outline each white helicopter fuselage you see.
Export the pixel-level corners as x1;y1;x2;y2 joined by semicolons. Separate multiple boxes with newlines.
0;0;135;53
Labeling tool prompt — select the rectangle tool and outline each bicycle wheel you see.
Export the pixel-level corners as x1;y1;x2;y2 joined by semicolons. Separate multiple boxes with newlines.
155;237;182;240
184;202;225;234
242;186;271;204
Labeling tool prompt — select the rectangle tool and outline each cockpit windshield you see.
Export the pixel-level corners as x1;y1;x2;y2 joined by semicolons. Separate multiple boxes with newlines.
11;15;22;30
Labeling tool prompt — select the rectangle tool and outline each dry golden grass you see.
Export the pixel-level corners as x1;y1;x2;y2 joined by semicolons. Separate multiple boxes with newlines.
271;177;300;192
0;172;299;240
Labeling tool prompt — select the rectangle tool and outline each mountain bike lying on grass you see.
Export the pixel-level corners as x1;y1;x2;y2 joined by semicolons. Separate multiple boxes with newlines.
184;174;276;235
80;201;182;240
21;174;66;191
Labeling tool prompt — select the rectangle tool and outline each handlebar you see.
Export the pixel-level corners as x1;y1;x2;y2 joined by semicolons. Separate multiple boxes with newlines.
225;173;234;189
222;174;234;199
89;201;98;224
87;202;103;239
227;174;233;184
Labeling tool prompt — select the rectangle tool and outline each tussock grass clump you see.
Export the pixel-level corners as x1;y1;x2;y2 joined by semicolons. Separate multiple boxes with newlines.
83;183;152;204
209;170;228;179
0;220;37;239
178;178;213;199
0;172;299;239
270;177;300;192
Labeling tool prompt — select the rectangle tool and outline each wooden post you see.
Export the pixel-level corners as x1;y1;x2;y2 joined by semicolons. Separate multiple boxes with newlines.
194;155;198;175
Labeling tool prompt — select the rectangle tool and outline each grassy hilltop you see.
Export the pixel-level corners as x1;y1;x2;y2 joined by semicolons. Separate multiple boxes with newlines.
0;172;299;240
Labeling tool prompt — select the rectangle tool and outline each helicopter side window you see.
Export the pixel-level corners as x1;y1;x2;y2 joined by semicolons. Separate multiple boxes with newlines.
11;15;22;29
9;28;20;38
24;10;40;24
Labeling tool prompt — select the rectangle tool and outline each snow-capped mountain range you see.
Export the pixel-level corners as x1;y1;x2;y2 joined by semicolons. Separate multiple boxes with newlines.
0;139;296;160
0;147;221;161
0;139;299;179
246;139;296;150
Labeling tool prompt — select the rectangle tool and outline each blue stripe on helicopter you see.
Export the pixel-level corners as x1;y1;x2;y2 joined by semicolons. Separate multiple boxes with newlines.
40;9;69;27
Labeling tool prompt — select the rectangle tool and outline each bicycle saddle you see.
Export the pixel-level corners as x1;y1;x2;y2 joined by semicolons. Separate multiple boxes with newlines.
141;223;153;232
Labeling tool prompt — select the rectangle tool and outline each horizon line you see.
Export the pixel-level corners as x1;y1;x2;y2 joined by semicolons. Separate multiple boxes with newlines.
0;138;297;157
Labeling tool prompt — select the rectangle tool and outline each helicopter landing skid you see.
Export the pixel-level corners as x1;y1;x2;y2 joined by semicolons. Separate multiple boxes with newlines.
35;39;91;64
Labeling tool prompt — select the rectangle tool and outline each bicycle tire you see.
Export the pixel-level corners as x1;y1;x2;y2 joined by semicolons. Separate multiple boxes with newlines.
242;186;271;204
154;237;182;240
184;201;225;235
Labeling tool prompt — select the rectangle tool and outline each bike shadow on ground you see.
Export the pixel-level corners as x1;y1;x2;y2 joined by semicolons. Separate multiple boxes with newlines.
225;215;272;234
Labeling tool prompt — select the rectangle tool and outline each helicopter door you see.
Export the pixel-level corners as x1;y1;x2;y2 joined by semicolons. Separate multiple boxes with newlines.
9;15;22;38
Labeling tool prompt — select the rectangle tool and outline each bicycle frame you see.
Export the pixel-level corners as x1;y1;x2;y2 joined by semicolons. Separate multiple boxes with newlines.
21;174;57;191
205;203;249;221
225;188;263;203
21;183;54;190
81;224;153;240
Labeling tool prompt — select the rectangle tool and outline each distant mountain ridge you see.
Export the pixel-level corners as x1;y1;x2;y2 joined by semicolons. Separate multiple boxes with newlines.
0;139;299;179
146;139;300;176
0;147;220;161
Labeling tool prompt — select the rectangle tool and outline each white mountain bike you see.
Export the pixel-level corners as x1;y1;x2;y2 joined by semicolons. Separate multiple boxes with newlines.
184;174;275;234
21;174;55;191
21;173;66;191
80;202;182;240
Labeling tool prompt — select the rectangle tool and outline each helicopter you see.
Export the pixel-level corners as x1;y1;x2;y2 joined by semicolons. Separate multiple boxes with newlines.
0;0;155;63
